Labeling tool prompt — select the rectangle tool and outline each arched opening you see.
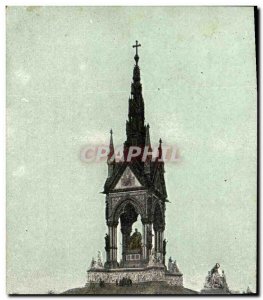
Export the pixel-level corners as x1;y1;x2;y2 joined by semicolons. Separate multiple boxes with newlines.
105;198;151;269
116;201;144;268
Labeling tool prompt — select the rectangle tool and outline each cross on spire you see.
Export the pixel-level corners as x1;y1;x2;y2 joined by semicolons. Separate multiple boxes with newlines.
132;40;141;56
133;40;141;65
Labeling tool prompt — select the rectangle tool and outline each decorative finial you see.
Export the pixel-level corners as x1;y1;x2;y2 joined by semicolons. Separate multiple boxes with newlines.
108;128;115;169
132;40;141;65
158;138;163;161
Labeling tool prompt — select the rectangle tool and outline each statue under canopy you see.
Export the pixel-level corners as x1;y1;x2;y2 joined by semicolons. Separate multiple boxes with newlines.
128;228;142;250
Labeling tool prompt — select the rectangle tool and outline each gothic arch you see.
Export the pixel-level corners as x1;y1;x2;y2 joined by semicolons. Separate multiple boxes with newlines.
113;197;145;223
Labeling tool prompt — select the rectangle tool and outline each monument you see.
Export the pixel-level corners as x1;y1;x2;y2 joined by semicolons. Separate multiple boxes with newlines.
86;41;183;287
201;263;230;294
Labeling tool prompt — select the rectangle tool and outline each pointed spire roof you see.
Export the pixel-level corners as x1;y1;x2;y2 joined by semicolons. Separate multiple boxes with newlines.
145;124;151;147
144;123;152;174
158;138;163;161
131;40;142;95
107;129;115;164
104;42;167;200
145;124;152;159
125;40;145;149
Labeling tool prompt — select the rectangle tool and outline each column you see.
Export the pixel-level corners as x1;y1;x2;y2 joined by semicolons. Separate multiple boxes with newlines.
154;227;165;263
108;223;118;268
146;223;153;260
159;231;164;252
154;230;161;253
112;225;117;262
159;230;164;262
142;223;147;260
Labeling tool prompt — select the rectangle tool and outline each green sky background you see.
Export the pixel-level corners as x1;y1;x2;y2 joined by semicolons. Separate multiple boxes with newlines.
7;6;257;294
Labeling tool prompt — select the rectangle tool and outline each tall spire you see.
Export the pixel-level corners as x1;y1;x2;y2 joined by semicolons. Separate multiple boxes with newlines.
157;138;165;170
144;124;152;174
158;138;163;161
125;40;145;149
107;129;115;177
131;40;142;96
145;124;151;149
108;129;115;161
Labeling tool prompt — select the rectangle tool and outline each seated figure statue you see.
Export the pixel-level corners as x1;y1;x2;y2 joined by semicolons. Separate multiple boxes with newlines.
128;228;142;250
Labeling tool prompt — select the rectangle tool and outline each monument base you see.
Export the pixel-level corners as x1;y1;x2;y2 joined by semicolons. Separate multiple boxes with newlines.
87;266;183;287
201;288;231;294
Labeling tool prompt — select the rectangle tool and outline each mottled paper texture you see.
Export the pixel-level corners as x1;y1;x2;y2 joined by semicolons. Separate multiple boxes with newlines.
6;6;257;294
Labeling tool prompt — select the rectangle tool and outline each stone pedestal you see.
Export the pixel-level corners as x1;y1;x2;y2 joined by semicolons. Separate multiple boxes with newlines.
87;266;183;287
